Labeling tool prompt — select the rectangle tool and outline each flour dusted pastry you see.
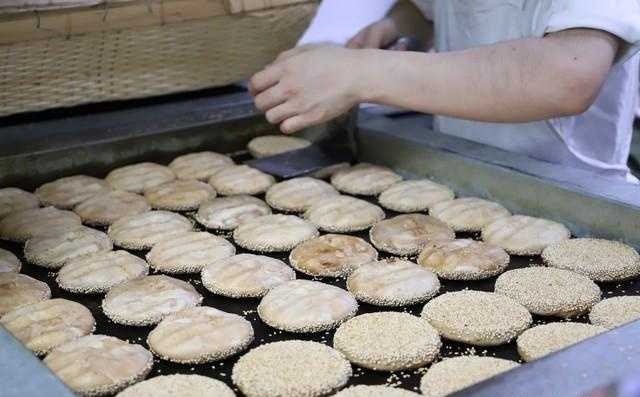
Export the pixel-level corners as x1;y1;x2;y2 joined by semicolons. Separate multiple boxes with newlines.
0;273;51;316
266;177;339;212
247;134;311;158
233;214;318;252
108;211;192;250
208;165;275;196
429;197;511;232
0;248;21;273
304;195;385;233
106;162;176;194
331;163;402;196
378;179;454;212
146;232;235;274
195;195;272;230
0;206;81;242
169;151;234;181
144;180;215;211
74;190;150;226
369;214;455;256
36;175;111;209
0;187;39;219
418;239;510;280
481;215;570;255
117;375;236;397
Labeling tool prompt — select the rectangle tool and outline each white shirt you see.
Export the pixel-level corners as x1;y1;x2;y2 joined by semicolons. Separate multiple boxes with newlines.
300;0;640;181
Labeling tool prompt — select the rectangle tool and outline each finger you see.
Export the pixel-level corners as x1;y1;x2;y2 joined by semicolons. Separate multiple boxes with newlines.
347;30;367;49
265;102;299;125
254;85;287;112
362;29;385;49
275;47;303;64
280;113;315;134
248;65;282;96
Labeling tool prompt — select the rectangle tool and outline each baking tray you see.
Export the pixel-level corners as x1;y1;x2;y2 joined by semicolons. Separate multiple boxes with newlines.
2;91;640;397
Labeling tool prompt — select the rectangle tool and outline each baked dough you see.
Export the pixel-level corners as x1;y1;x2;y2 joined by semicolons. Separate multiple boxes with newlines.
73;190;150;226
517;322;605;362
0;187;39;219
589;296;640;329
195;195;272;230
481;215;570;255
247;135;311;158
378;179;454;213
146;232;235;274
208;165;275;196
0;248;21;273
108;210;193;250
331;163;402;196
369;214;455;256
429;197;511;232
0;206;81;242
168;151;234;181
233;214;318;252
304;195;385;232
36;175;111;209
116;375;236;397
24;227;113;269
265;177;339;212
106;162;176;194
0;273;51;316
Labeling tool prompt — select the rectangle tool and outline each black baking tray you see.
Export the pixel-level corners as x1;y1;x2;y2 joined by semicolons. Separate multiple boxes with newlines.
2;156;640;396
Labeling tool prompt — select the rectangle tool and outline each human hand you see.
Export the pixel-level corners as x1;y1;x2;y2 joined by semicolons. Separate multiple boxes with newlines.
347;17;400;49
249;45;364;134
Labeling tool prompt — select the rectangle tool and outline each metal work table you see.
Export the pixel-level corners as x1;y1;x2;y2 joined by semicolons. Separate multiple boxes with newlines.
1;90;640;397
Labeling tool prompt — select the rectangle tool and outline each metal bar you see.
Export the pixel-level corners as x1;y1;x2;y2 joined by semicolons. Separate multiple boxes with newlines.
358;112;640;249
0;327;74;397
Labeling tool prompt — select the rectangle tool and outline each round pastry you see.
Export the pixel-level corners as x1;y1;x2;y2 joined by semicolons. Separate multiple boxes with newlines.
146;232;235;274
116;374;236;397
102;275;202;326
289;234;378;277
310;162;350;180
331;163;402;196
232;340;351;397
421;290;531;346
429;197;511;232
420;356;519;397
378;179;454;213
108;211;193;250
369;214;455;256
233;214;318;252
0;187;39;219
74;190;150;226
347;259;440;307
195;195;272;231
24;227;113;269
208;165;275;196
0;206;81;242
265;177;339;212
516;322;606;362
201;254;295;298
106;162;176;194
542;238;640;282
44;335;153;397
304;195;385;233
35;175;111;210
417;239;510;280
258;280;358;333
481;215;570;256
0;298;95;355
0;248;21;273
143;180;215;211
0;273;51;316
168;151;234;181
335;386;421;397
333;312;441;371
57;250;149;294
589;296;640;329
494;267;601;317
147;306;253;364
247;134;311;158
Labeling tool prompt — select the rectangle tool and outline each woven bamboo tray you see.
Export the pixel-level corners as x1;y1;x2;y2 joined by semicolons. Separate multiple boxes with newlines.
0;0;316;117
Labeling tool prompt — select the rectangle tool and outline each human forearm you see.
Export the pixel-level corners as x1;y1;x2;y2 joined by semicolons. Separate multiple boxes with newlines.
357;29;618;122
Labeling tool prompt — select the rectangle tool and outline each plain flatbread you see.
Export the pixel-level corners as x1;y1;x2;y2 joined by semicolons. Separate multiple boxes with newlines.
232;340;351;397
0;206;82;242
347;259;440;307
201;254;295;298
0;298;95;355
589;296;640;329
421;290;532;346
0;187;39;219
420;356;519;397
517;322;605;362
102;275;202;326
195;195;272;230
106;162;176;194
168;151;234;181
494;267;601;317
333;312;441;371
542;238;640;282
146;232;235;274
233;214;318;252
0;273;51;316
289;234;378;277
331;163;402;196
35;175;111;209
258;280;358;333
304;195;385;233
147;306;253;364
378;179;454;213
369;214;455;256
417;239;510;280
310;162;350;180
74;190;150;226
481;215;570;256
143;180;215;211
24;227;113;269
57;250;149;294
116;374;236;397
0;248;21;273
44;335;153;397
265;177;339;212
429;197;511;232
247;134;311;158
108;211;193;250
335;386;421;397
208;165;275;196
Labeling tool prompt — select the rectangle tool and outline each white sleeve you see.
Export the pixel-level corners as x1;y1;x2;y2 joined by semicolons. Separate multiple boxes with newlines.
298;0;397;46
544;0;640;63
